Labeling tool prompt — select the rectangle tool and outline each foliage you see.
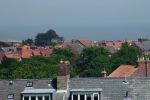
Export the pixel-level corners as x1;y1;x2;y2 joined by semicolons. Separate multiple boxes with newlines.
22;38;34;45
0;43;141;79
35;29;62;46
76;46;111;77
53;48;79;77
111;43;141;70
0;55;69;79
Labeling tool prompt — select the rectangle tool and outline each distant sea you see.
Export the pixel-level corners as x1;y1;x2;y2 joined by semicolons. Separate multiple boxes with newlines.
0;25;150;41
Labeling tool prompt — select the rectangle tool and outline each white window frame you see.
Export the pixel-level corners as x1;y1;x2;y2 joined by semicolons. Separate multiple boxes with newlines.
71;92;100;100
22;94;51;100
93;93;99;100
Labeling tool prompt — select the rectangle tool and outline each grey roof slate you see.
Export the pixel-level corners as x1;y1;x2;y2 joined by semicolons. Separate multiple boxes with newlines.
0;79;54;100
1;78;150;100
70;77;150;100
134;41;150;51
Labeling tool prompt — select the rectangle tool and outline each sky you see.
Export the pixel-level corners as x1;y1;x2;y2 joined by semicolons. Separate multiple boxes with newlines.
0;0;150;41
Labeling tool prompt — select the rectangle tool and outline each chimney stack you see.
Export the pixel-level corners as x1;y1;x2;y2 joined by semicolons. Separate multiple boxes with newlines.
137;55;150;77
101;67;107;77
57;60;70;91
137;56;150;68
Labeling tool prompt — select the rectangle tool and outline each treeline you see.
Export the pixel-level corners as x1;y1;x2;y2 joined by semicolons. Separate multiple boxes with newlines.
22;29;64;46
0;43;142;79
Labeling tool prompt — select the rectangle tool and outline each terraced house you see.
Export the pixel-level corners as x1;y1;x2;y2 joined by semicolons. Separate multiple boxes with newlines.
1;60;150;100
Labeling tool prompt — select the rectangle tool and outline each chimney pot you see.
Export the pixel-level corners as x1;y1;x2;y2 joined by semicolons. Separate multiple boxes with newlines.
101;67;107;77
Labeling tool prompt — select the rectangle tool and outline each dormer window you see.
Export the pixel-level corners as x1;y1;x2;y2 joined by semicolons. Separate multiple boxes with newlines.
7;94;14;99
26;81;33;87
71;92;100;100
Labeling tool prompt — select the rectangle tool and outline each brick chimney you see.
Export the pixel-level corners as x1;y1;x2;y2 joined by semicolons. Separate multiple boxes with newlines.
137;56;150;77
57;60;70;91
101;67;107;77
137;56;150;68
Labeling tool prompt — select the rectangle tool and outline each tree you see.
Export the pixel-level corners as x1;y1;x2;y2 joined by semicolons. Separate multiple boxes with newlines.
111;43;141;70
76;46;111;77
53;48;74;58
53;48;79;77
35;29;61;46
22;38;34;45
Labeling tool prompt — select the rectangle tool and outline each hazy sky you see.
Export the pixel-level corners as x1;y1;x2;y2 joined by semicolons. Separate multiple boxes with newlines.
0;0;150;41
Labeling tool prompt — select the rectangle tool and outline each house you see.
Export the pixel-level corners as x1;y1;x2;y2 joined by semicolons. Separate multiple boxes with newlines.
0;41;9;47
62;39;93;53
0;53;5;64
1;60;150;100
109;56;150;78
133;38;150;55
76;39;93;47
1;47;17;53
5;53;22;60
5;40;22;46
97;39;133;52
109;65;137;77
16;45;53;58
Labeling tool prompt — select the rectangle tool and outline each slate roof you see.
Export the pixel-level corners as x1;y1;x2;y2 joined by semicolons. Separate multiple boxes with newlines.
1;78;150;100
70;77;150;100
62;41;84;53
134;41;150;51
67;43;84;53
0;79;54;100
103;46;117;53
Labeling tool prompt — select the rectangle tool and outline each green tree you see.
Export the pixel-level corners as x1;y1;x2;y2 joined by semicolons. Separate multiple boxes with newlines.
22;38;34;45
53;48;79;77
111;43;141;70
35;29;61;46
76;46;110;77
0;58;21;79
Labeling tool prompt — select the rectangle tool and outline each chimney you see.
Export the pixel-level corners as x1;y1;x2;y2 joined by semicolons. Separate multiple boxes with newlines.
137;56;150;77
57;60;70;91
101;67;107;77
137;56;150;68
138;36;143;42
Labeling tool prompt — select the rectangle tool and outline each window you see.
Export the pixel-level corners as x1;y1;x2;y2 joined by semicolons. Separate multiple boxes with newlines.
7;94;14;99
72;92;100;100
31;96;36;100
73;94;78;100
24;97;29;100
45;96;49;100
86;94;92;100
80;94;85;100
94;94;99;100
26;81;33;87
38;96;42;100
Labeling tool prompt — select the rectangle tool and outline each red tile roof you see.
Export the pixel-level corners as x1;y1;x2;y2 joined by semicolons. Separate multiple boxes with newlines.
32;49;41;56
17;45;31;51
0;53;5;59
109;65;137;77
37;48;53;57
21;50;33;58
78;39;93;47
5;53;21;60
